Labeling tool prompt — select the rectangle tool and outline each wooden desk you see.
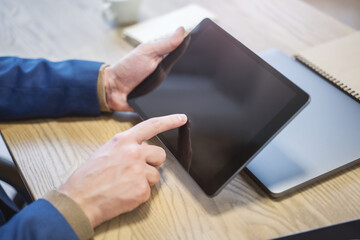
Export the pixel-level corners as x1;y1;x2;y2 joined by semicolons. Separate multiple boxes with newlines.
1;0;358;239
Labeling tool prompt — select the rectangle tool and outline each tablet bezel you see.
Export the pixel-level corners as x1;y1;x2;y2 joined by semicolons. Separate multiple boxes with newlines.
129;18;309;196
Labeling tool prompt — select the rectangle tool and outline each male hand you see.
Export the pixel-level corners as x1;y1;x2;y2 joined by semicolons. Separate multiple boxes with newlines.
59;114;187;228
103;27;185;111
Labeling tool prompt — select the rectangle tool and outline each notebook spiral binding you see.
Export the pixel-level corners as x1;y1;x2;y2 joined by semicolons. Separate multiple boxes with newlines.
295;54;360;103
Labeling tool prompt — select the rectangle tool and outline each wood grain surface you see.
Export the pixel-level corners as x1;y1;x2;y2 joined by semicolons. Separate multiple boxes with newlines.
3;113;360;240
0;0;359;239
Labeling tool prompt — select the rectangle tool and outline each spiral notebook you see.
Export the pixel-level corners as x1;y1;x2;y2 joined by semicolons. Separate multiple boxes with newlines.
295;31;360;103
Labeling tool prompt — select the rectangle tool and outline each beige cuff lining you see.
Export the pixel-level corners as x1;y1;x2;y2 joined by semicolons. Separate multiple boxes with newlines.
97;64;112;112
44;190;94;240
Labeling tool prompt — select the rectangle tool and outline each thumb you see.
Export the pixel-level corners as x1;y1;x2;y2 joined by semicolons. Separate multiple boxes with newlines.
151;27;185;56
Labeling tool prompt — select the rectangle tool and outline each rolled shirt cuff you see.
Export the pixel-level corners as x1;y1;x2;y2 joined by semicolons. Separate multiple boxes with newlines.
97;64;112;112
44;190;94;240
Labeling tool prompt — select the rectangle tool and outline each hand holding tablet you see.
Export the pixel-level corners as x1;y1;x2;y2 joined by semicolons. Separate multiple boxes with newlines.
129;19;309;196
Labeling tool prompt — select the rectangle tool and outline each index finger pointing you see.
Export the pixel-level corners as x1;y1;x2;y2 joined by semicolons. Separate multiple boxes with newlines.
131;114;187;143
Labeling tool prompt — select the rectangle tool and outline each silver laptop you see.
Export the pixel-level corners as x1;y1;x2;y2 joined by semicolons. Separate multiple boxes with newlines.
247;49;360;197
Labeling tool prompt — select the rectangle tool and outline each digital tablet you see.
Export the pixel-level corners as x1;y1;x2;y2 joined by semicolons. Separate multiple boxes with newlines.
128;19;309;196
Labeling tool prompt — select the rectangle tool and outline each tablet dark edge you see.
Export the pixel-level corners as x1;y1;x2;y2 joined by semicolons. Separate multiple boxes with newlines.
204;95;310;196
129;18;310;197
202;18;308;98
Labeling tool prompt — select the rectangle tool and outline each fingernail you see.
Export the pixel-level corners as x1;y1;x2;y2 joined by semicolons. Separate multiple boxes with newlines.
177;114;187;123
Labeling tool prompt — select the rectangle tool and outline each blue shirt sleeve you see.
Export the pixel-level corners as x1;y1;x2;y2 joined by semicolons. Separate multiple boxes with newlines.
0;199;79;240
0;57;103;120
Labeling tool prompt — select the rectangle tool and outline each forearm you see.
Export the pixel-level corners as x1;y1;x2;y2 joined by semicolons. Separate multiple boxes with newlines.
0;57;107;120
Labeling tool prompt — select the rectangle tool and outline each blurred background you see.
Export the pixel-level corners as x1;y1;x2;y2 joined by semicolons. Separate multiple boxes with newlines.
303;0;360;29
0;0;358;64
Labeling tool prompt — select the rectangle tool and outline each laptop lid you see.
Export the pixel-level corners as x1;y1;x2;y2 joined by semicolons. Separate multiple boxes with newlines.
247;49;360;197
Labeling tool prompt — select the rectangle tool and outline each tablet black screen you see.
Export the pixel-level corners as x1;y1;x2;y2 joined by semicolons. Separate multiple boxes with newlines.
129;19;309;196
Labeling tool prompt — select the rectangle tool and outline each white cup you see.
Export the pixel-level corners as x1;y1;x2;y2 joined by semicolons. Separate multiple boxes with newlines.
102;0;141;26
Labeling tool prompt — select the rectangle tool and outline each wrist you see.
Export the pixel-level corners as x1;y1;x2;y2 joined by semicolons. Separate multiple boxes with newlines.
103;66;115;110
97;64;112;112
58;186;99;228
103;65;132;111
45;189;95;239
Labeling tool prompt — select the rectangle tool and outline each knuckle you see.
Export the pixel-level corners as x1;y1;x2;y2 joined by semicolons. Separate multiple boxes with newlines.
112;132;130;143
126;145;141;159
136;181;150;199
131;164;145;176
158;148;166;162
152;146;166;164
112;133;123;142
151;148;166;167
